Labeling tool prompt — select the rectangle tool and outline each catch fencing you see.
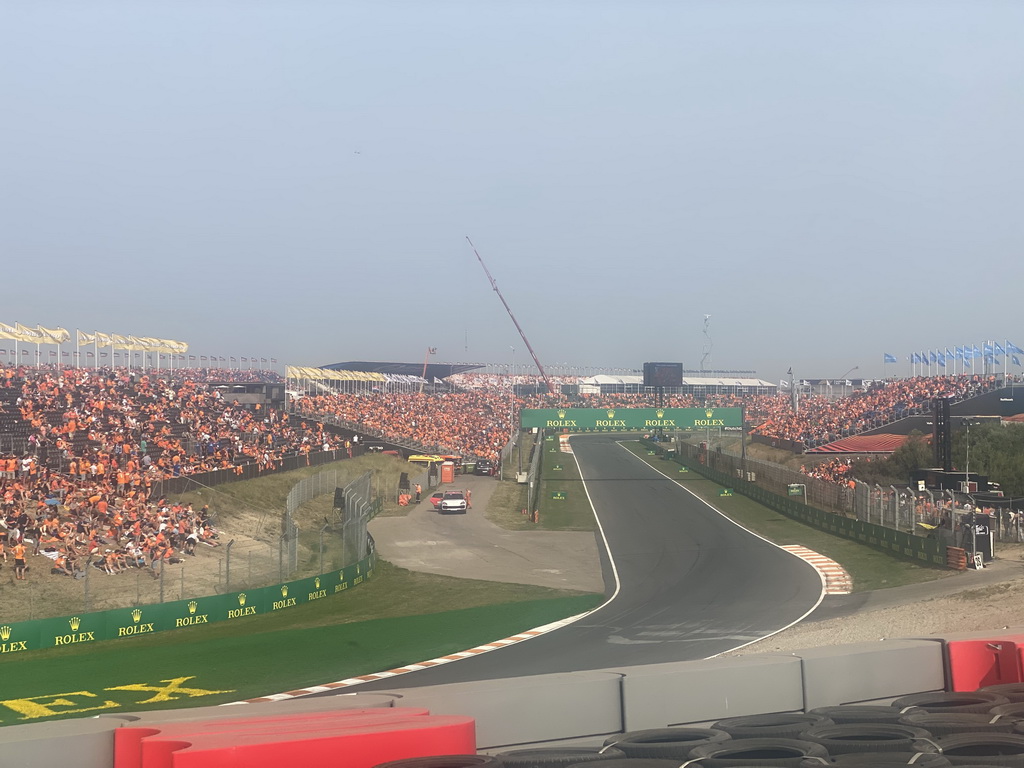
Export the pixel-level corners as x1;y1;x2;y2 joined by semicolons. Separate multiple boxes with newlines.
654;439;948;568
688;438;1022;546
2;460;380;625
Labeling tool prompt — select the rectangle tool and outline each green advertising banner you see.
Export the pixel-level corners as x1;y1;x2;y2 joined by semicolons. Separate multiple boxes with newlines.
0;552;376;656
521;407;742;431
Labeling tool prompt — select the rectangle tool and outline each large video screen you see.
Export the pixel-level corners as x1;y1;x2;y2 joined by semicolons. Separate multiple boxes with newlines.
643;362;683;388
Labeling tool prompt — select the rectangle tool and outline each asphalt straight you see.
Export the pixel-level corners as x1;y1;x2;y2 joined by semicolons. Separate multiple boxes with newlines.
347;433;825;690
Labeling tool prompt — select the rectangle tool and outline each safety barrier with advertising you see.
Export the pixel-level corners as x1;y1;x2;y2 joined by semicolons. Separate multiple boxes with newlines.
641;440;949;568
0;553;375;655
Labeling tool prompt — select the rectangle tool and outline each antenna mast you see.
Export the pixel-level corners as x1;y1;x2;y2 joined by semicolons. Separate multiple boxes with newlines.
466;237;553;393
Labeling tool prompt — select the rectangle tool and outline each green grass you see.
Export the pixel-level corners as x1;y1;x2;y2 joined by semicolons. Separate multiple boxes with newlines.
622;442;952;592
0;560;601;724
536;438;597;531
175;453;415;522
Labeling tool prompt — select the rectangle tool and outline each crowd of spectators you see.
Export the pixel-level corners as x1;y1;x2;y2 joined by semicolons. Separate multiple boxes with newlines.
0;366;338;581
296;391;515;462
0;363;1009;582
751;375;1000;449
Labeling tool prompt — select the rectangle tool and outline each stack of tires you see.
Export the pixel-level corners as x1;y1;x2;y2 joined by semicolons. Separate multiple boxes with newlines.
374;684;1024;768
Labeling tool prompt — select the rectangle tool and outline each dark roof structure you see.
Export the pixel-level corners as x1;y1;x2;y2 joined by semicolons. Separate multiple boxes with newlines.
321;361;483;381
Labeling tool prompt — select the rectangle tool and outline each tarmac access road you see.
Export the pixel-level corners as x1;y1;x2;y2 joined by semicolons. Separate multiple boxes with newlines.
345;433;825;689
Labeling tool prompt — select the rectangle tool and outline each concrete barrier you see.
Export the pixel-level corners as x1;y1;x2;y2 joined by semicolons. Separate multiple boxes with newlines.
379;671;625;749
608;655;804;731
784;640;946;709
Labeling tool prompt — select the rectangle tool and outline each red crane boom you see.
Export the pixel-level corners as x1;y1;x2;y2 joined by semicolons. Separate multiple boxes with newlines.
466;236;553;394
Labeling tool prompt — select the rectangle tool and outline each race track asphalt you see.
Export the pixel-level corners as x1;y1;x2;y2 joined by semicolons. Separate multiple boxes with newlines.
348;433;824;689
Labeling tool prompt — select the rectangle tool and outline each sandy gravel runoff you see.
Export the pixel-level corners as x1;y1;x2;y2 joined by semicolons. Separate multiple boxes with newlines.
369;473;605;594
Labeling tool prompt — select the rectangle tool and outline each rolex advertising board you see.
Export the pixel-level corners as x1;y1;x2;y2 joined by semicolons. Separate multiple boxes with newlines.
520;407;742;431
0;551;377;655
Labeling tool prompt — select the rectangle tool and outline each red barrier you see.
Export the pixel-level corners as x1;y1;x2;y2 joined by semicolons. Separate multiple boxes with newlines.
948;638;1023;691
114;708;476;768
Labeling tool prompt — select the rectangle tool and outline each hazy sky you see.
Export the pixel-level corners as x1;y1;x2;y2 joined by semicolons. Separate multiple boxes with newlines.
3;1;1022;383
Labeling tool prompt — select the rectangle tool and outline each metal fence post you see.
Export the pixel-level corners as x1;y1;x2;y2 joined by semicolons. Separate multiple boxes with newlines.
225;539;234;592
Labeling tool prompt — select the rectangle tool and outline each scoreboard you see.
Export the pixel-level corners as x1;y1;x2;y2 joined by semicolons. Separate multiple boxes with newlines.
643;362;683;388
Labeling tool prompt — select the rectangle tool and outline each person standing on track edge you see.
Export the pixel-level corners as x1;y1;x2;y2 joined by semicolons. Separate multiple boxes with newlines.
415;483;422;503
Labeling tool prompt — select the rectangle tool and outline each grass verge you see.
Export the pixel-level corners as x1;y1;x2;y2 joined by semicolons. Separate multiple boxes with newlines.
622;442;952;592
0;560;601;724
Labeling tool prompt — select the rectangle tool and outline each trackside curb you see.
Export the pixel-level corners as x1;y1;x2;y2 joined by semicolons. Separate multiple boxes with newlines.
229;612;592;704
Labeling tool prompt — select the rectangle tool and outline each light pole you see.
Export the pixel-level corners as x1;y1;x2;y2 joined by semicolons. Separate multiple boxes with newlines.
838;366;859;398
961;418;973;492
961;418;977;560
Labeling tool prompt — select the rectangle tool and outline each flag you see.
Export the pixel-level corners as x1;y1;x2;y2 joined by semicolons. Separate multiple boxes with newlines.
87;352;94;358
429;347;437;355
929;351;937;364
910;353;919;364
945;348;954;359
963;347;972;360
937;352;945;367
984;343;994;355
270;358;277;363
955;346;963;359
884;353;897;363
1008;342;1024;355
230;357;237;362
973;344;981;356
779;379;790;389
787;367;793;375
1014;356;1022;367
995;342;1005;355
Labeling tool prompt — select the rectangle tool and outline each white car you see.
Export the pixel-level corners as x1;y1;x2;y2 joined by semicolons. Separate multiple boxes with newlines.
439;490;468;514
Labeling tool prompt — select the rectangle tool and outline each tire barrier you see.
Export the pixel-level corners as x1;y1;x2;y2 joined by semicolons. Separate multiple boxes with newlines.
797;723;934;754
819;753;950;768
892;694;1013;715
374;757;502;768
806;706;926;725
686;737;831;767
494;747;627;768
713;714;834;740
983;686;1024;704
898;714;1021;738
602;728;732;758
933;733;1024;766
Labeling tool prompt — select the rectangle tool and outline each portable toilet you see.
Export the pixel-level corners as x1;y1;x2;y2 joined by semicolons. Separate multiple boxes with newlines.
441;461;455;484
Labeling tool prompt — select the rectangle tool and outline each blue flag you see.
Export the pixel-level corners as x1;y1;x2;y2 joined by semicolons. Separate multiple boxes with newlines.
1008;342;1024;355
945;348;954;359
938;351;946;367
884;353;897;363
929;351;937;364
984;343;994;355
1014;356;1022;367
955;346;964;359
995;342;1006;355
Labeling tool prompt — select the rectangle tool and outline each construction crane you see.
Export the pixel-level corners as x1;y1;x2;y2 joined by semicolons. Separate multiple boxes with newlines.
466;236;553;394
